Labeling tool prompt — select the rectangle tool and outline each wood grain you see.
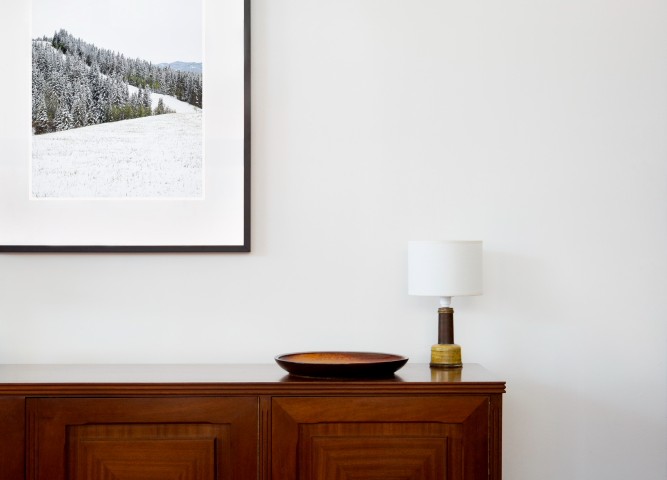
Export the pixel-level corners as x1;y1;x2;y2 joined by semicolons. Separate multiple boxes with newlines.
272;396;489;480
27;397;257;480
0;397;25;480
0;364;505;480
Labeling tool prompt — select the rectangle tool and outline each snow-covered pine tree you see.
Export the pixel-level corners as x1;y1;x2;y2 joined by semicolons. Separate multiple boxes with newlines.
32;57;46;117
54;103;73;131
143;87;152;110
71;82;88;128
154;97;165;115
32;95;49;134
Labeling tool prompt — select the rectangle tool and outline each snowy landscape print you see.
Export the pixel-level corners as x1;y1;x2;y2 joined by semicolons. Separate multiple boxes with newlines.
31;0;203;198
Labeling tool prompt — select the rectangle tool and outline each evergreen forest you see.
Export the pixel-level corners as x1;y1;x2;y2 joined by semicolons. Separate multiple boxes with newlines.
32;29;202;135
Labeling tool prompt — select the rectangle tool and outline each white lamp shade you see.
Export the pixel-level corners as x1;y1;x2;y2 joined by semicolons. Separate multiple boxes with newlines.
408;240;483;297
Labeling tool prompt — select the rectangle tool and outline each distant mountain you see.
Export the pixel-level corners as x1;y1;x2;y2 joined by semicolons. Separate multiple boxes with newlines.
159;61;202;74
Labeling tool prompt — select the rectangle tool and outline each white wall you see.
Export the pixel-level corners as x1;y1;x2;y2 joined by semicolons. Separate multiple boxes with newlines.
1;0;666;478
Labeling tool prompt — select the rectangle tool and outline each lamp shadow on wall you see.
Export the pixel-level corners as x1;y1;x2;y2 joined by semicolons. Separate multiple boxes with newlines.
470;250;579;375
483;250;565;321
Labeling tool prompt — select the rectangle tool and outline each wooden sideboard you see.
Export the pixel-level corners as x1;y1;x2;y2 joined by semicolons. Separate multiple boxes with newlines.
0;363;505;480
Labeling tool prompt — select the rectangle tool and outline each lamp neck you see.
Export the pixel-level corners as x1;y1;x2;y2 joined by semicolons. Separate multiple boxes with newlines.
437;304;455;344
439;296;452;308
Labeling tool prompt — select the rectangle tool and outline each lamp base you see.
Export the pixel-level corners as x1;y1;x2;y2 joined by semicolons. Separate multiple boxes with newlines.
430;344;462;368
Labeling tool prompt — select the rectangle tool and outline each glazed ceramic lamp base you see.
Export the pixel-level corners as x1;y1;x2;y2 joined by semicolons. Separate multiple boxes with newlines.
430;343;462;368
429;299;463;368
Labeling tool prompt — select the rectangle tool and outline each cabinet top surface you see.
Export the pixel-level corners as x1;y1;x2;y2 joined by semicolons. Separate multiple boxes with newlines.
0;363;505;395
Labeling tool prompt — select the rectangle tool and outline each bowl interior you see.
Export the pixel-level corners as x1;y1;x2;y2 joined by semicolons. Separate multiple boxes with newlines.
277;352;406;365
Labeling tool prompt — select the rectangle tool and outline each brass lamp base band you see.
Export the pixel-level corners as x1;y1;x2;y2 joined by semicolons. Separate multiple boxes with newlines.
430;344;462;368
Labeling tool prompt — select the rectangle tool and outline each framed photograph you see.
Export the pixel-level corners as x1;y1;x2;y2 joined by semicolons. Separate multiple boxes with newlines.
0;0;250;252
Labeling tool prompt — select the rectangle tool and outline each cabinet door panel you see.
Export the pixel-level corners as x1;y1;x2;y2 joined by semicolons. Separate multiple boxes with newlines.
68;423;225;480
303;423;458;480
0;397;25;480
27;397;257;480
272;396;488;480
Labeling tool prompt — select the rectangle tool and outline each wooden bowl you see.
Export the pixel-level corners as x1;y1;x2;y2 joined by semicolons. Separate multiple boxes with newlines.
275;352;408;378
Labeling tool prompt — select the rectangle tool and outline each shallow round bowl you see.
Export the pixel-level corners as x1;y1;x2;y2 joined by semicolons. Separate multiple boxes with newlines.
275;351;408;378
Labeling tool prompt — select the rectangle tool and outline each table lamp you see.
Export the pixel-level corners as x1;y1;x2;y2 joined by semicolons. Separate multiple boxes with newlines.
408;240;482;368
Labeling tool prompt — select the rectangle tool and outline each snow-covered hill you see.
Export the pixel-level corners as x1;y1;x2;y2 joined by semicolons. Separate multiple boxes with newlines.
32;112;202;198
31;35;203;198
126;84;199;114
